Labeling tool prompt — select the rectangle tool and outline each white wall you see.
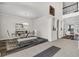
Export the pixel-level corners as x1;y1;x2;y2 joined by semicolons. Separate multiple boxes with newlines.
33;15;53;41
0;2;63;41
0;2;37;39
0;13;33;39
32;2;63;41
0;15;2;39
54;3;63;39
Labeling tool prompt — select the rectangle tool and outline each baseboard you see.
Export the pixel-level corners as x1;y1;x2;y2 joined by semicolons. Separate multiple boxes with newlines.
37;37;48;40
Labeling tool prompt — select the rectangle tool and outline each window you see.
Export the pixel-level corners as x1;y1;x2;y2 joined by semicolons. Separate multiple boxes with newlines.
49;5;55;16
63;2;78;15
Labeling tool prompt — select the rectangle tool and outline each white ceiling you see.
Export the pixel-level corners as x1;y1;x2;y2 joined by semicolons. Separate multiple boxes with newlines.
0;2;46;19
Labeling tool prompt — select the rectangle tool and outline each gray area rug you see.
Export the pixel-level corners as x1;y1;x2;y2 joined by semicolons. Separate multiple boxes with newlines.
34;46;61;57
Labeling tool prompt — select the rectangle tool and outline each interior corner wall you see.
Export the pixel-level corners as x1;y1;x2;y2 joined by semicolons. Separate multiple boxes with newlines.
49;2;63;39
54;2;63;39
0;2;63;41
32;2;63;41
0;13;33;40
32;16;53;41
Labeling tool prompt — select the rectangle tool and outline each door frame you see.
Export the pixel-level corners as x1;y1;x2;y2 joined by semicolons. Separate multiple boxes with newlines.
57;19;59;39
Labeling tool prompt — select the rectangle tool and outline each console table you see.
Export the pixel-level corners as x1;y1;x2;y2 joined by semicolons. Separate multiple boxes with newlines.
0;40;6;56
0;38;18;56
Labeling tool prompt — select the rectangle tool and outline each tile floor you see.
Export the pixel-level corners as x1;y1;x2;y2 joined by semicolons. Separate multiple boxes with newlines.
5;39;79;57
